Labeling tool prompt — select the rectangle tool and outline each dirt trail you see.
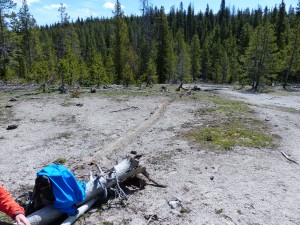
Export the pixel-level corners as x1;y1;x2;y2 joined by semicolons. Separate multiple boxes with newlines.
82;99;172;165
219;89;300;163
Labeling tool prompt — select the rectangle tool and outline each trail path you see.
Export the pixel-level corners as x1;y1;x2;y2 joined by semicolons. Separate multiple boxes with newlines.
219;89;300;163
82;99;171;164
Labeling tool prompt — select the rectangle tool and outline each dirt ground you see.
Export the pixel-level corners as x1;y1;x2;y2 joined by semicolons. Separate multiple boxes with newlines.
0;85;299;225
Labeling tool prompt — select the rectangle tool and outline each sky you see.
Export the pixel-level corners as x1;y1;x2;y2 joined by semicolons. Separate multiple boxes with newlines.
13;0;299;26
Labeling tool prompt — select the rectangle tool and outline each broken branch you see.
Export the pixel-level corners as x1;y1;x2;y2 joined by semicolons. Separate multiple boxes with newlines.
281;151;299;165
110;106;139;113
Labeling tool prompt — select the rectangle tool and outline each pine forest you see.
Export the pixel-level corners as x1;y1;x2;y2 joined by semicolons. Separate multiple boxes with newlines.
1;0;300;91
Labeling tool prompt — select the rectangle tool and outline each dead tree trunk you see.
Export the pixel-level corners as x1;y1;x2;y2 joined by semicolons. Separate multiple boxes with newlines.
25;156;145;225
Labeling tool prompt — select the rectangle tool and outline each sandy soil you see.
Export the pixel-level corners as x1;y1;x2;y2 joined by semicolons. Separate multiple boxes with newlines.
0;85;299;225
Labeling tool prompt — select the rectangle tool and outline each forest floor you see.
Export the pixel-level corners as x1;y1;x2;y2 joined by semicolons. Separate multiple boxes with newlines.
0;84;299;225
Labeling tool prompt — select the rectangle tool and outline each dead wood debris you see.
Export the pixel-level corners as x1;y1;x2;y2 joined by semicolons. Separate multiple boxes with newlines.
110;106;139;113
281;151;299;165
7;124;18;130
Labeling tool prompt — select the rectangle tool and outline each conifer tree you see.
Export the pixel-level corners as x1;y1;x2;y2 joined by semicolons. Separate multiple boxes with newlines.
276;0;287;49
89;50;107;86
186;3;195;42
242;22;278;91
0;0;18;81
156;7;172;83
113;0;131;84
201;39;211;82
282;23;300;88
174;28;191;82
190;34;201;81
18;0;36;78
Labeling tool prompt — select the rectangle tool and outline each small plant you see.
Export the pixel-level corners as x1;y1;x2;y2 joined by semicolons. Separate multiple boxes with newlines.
53;157;67;164
61;101;73;107
71;89;82;98
215;208;223;214
57;132;72;139
103;222;114;225
180;207;191;214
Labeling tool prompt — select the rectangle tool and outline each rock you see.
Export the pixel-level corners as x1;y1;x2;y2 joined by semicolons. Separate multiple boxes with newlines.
168;197;182;209
7;124;18;130
9;98;17;102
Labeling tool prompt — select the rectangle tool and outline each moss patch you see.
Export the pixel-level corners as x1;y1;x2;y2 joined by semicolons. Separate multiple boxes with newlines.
187;123;272;150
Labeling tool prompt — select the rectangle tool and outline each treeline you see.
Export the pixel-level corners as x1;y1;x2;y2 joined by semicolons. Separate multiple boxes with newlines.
1;0;300;90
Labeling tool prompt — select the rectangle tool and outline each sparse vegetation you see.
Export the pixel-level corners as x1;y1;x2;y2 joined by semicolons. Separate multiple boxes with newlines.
53;157;67;164
185;94;273;150
180;207;191;214
102;222;113;225
187;122;272;150
70;89;82;98
215;208;223;214
56;132;72;140
0;212;13;223
61;100;73;107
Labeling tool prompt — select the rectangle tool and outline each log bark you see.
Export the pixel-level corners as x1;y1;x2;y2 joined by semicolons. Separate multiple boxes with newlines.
25;156;144;225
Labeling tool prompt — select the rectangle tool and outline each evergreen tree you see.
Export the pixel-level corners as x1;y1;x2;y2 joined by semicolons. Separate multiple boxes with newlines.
201;39;211;82
104;51;115;84
242;22;278;91
296;0;300;18
17;0;36;79
174;28;191;82
186;3;195;42
0;0;18;81
89;50;107;86
238;22;252;55
282;23;300;88
77;56;89;85
190;34;201;81
56;3;70;59
276;0;287;49
156;7;172;83
225;36;240;83
113;0;131;84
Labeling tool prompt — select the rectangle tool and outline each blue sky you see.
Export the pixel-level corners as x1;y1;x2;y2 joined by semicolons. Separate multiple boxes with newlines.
13;0;299;26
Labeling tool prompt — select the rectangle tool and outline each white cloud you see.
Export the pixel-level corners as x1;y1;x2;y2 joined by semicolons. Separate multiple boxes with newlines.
14;0;40;6
103;1;125;10
44;3;68;10
103;2;115;10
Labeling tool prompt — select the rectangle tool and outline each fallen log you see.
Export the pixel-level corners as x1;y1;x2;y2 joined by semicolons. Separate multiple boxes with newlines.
25;156;146;225
61;197;100;225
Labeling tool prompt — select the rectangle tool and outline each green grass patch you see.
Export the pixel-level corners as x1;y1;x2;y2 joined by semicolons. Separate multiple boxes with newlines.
0;212;13;223
56;132;72;139
53;157;67;164
205;95;253;115
186;122;272;150
61;100;73;107
276;106;300;114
